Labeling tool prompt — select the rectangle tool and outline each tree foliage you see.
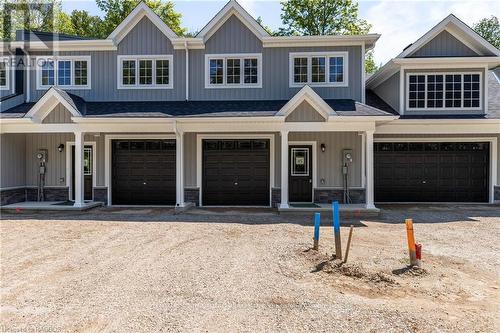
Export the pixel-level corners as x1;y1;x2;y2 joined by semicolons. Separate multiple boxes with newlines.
473;16;500;49
96;0;185;37
279;0;371;36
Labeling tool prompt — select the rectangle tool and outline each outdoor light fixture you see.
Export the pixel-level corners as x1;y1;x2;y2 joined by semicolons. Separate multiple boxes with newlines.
321;143;326;152
57;144;65;152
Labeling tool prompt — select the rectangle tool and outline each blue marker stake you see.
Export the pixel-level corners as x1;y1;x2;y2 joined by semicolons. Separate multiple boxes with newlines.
332;201;343;260
313;212;320;250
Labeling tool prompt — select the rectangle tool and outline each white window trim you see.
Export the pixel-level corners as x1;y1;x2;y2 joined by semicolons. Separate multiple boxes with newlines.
289;51;349;88
36;56;91;90
0;56;12;91
117;55;173;90
290;147;310;177
204;53;263;89
405;71;483;112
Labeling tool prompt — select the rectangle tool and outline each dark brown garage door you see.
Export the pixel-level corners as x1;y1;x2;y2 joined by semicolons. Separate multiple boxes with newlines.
375;142;489;203
202;139;270;206
112;140;176;205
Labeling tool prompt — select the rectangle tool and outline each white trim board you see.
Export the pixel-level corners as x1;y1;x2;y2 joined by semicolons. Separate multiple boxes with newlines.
373;136;498;203
35;56;92;90
104;134;176;206
288;51;349;88
196;134;275;207
24;87;82;123
66;141;97;201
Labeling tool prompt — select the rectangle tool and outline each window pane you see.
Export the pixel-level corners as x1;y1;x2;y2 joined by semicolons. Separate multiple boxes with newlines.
41;60;55;86
226;58;240;84
293;57;308;83
426;74;443;108
445;74;462;108
0;62;6;86
408;75;425;108
84;148;92;175
244;58;258;84
463;74;480;108
57;60;71;85
139;60;152;85
329;57;344;82
156;60;169;85
74;60;88;86
291;148;309;176
209;59;223;84
311;57;326;83
122;60;136;85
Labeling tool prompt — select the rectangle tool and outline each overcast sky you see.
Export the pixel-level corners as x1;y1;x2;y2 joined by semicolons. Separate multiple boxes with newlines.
61;0;500;66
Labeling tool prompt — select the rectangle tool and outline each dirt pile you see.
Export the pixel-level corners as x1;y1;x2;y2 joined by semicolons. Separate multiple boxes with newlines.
314;258;397;285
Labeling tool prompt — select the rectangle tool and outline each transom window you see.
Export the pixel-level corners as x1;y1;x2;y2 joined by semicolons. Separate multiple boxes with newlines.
205;54;262;88
407;72;482;110
290;52;348;87
36;56;90;89
118;55;173;89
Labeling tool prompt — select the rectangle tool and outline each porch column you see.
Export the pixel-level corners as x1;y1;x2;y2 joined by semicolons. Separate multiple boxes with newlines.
74;131;85;207
280;130;289;208
176;130;186;207
365;130;375;209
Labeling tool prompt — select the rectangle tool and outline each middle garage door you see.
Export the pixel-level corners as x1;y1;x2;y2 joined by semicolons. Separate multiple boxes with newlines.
202;139;270;206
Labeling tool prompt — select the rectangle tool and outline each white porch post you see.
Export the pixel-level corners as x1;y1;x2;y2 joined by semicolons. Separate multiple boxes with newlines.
365;130;375;209
280;130;289;208
74;131;85;207
176;130;186;207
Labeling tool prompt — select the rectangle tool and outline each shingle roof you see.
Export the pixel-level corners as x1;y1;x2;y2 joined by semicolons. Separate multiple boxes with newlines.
1;98;394;119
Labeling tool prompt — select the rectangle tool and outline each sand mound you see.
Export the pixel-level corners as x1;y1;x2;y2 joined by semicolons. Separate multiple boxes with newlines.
314;259;397;285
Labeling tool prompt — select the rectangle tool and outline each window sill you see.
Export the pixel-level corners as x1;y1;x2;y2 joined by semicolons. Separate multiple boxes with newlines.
289;82;348;88
37;85;91;90
204;84;262;89
117;85;173;90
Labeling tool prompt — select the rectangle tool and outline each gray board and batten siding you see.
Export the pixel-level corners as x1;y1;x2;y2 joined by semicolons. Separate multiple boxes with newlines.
408;30;480;58
27;14;363;103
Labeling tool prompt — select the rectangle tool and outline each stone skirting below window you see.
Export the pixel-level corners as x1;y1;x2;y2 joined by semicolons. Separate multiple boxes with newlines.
93;188;108;204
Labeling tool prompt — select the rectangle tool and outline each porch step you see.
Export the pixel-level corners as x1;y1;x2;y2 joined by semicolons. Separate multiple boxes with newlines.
278;204;380;218
1;201;103;212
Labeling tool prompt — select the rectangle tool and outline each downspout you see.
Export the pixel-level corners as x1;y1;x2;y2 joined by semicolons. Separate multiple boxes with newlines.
185;41;189;101
25;51;30;103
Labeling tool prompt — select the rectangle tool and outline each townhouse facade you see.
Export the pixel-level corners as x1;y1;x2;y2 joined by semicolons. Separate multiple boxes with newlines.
1;1;499;209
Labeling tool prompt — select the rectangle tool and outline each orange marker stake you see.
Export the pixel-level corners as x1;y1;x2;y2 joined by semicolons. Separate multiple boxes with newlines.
405;219;417;266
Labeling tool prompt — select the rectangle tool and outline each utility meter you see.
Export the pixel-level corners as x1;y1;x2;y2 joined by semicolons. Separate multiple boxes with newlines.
343;149;353;164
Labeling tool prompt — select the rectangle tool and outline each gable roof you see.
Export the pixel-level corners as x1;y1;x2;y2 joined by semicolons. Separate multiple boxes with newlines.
398;14;500;58
276;86;335;120
24;87;84;123
196;0;270;42
108;2;178;44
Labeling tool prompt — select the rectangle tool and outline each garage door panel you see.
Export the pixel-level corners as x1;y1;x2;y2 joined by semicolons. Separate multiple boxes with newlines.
202;139;270;206
375;142;489;203
112;140;176;205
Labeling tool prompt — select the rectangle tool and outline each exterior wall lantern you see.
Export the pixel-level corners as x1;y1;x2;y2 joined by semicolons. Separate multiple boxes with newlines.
57;143;65;152
320;143;326;152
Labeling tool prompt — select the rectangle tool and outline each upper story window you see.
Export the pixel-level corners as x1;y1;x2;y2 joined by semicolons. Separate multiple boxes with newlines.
36;56;91;90
117;55;173;89
289;52;348;87
205;54;262;88
0;57;9;90
407;72;482;111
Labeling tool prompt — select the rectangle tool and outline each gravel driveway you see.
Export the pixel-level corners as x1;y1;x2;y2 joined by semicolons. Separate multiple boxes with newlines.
1;205;499;332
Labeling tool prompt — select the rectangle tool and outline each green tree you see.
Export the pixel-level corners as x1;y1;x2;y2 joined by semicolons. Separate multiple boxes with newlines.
473;16;499;49
69;10;106;38
279;0;371;36
278;0;375;73
96;0;186;37
364;50;379;74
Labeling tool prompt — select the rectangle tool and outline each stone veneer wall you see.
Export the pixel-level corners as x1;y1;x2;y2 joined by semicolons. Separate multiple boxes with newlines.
314;189;366;204
271;188;281;208
0;188;26;206
25;187;69;202
495;186;500;202
184;188;200;206
93;188;108;205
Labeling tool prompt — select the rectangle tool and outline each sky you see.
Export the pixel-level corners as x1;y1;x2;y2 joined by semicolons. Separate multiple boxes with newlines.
61;0;500;66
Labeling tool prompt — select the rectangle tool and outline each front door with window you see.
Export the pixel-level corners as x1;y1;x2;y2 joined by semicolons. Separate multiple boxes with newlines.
72;145;93;201
289;145;313;202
